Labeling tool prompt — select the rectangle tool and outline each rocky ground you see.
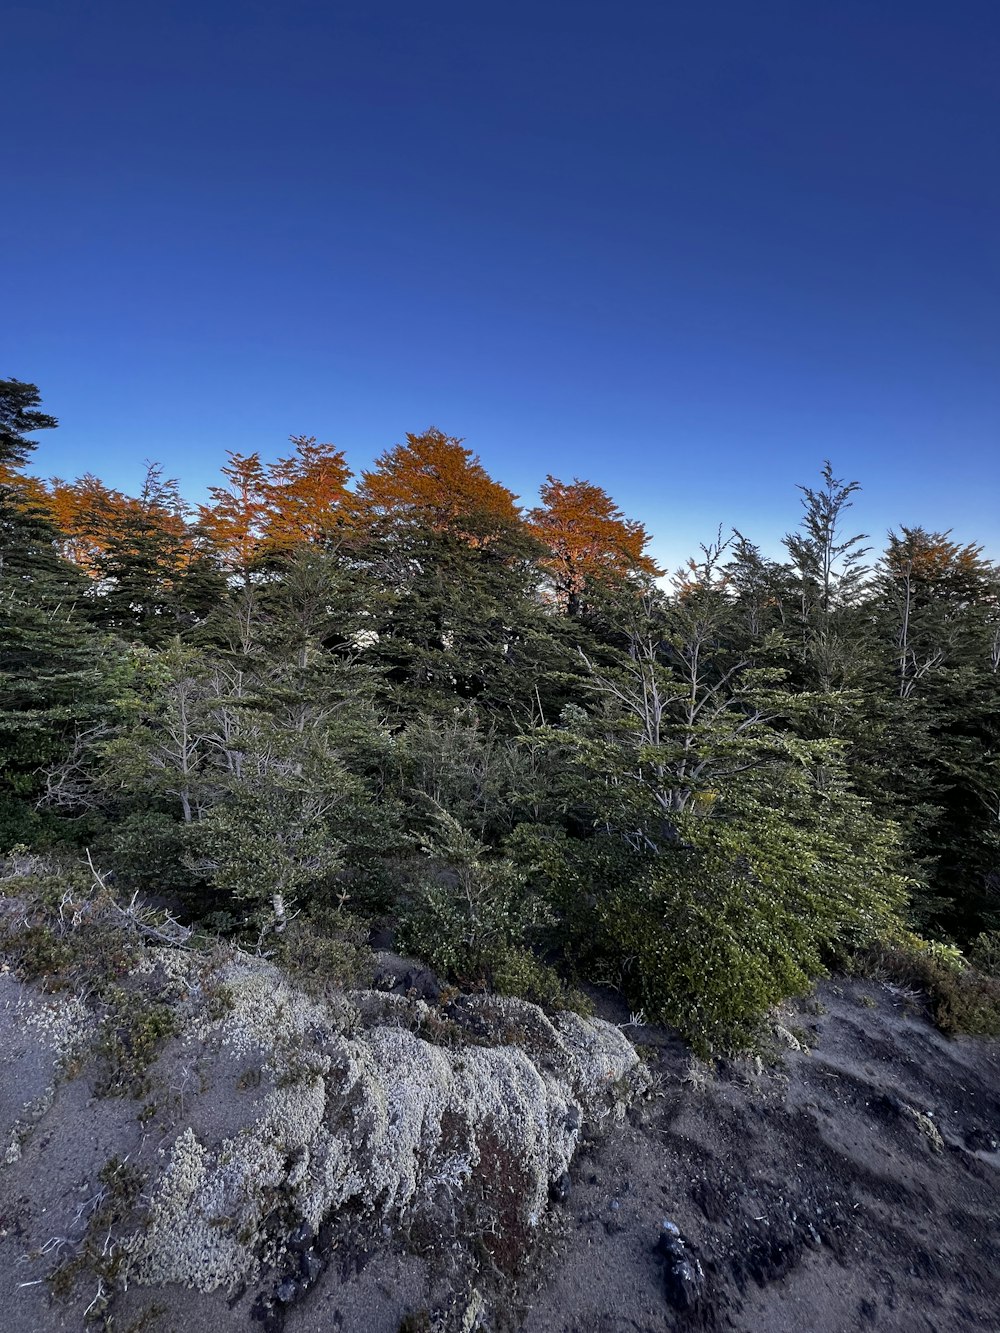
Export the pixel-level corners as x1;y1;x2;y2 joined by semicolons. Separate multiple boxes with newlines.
1;895;998;1333
518;979;1000;1333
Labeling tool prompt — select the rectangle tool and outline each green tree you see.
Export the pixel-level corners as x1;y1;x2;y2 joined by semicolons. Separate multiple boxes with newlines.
91;464;193;644
351;513;556;726
0;379;103;841
783;461;872;695
516;540;908;1051
0;378;58;476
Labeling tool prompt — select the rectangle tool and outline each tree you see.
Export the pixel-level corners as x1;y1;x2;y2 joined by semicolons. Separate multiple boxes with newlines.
173;522;230;634
783;461;871;694
0;378;57;477
262;435;352;555
45;473;127;574
574;540;797;834
352;518;552;723
350;430;554;722
356;428;522;546
878;527;998;699
724;532;797;644
0;379;103;840
200;439;354;578
866;527;1000;936
520;538;907;1051
198;450;270;585
528;475;661;616
91;463;192;644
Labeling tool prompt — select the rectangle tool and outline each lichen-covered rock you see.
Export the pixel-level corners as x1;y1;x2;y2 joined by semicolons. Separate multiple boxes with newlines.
123;952;647;1293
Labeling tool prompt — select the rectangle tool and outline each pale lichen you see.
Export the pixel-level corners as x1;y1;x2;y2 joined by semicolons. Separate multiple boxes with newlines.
0;932;645;1298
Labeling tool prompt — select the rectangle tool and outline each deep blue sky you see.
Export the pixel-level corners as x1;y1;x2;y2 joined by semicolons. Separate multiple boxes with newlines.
5;0;999;569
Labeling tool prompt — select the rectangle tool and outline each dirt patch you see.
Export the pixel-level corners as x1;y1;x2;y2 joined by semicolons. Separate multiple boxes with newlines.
518;980;1000;1333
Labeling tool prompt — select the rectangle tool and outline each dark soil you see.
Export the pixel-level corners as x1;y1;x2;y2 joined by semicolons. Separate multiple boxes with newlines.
510;978;1000;1333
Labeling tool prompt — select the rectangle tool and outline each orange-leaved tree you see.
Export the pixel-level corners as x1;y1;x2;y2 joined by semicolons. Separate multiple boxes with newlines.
198;451;270;584
528;475;661;614
880;526;1000;697
355;428;522;547
46;473;128;573
262;435;353;555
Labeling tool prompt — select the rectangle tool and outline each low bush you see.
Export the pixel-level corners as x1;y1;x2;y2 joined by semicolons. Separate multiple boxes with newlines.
398;815;547;980
489;945;593;1016
518;792;907;1055
858;933;1000;1038
269;909;375;996
96;991;179;1097
968;930;1000;979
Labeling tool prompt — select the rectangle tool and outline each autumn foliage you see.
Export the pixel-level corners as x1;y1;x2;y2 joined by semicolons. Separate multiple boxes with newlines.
528;475;662;613
356;428;522;546
10;420;658;617
264;436;352;553
197;438;353;580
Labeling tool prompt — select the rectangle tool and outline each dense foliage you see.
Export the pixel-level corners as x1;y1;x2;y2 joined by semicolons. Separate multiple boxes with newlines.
2;378;998;1050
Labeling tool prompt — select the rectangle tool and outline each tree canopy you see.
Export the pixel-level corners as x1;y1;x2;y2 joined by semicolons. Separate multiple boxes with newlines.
4;377;999;1052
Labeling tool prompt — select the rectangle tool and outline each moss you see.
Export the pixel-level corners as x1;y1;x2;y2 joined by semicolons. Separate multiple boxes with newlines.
121;954;645;1295
4;860;648;1306
95;990;180;1097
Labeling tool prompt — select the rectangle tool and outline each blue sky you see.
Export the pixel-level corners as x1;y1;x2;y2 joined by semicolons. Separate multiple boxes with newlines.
4;0;999;570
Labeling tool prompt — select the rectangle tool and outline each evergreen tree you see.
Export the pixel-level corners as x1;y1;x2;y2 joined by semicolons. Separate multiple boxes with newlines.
0;378;57;476
92;463;192;644
783;461;872;695
0;379;103;841
519;542;907;1050
352;430;554;723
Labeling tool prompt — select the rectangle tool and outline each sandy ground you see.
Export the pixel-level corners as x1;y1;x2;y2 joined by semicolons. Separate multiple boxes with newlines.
2;974;998;1332
514;978;1000;1333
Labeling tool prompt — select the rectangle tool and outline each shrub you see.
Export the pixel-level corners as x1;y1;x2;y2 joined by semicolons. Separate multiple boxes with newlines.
969;930;1000;979
269;910;374;996
397;813;553;991
96;991;179;1097
490;945;593;1016
859;933;1000;1038
592;839;821;1054
931;967;1000;1037
519;788;907;1055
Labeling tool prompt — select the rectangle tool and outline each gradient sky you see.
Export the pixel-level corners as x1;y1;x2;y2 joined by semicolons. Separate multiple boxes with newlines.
4;0;999;571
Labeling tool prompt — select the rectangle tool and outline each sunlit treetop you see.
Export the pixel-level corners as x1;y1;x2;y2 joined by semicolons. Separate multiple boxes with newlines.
262;435;353;554
356;428;522;546
197;450;270;582
883;527;999;599
528;475;662;614
46;474;123;572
